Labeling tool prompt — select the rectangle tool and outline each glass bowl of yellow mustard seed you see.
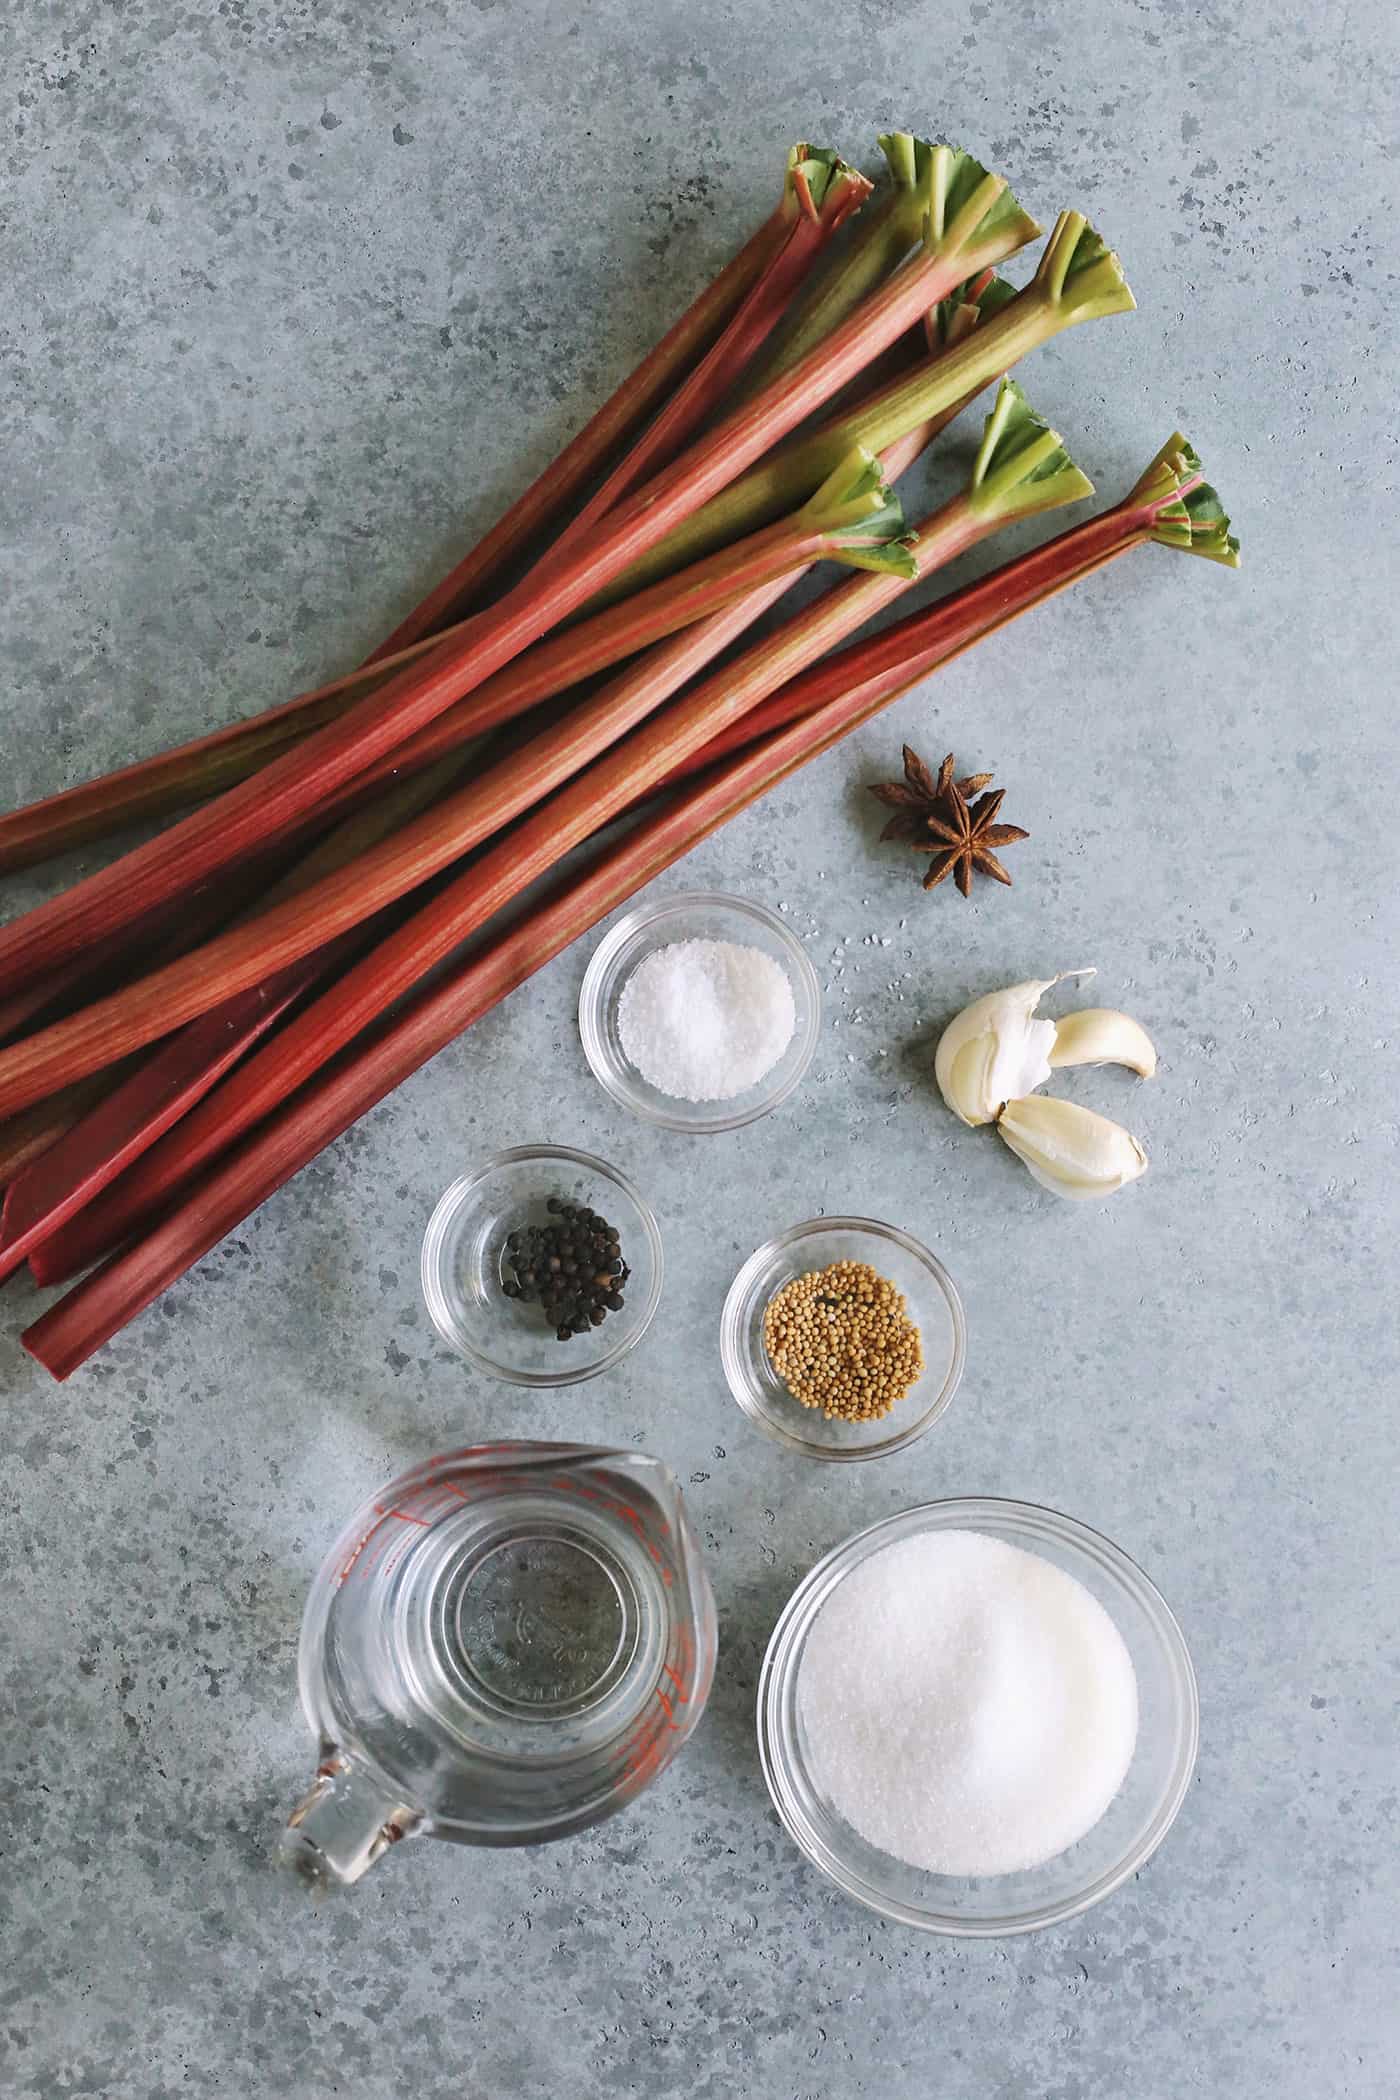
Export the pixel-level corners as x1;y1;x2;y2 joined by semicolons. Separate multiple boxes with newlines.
720;1217;966;1460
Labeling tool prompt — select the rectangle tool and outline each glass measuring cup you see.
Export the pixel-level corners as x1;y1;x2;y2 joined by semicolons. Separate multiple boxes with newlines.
283;1442;717;1884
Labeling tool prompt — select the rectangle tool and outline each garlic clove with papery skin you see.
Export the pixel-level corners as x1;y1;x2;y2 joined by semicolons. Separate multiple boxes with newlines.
934;970;1096;1127
1049;1008;1158;1078
997;1095;1148;1200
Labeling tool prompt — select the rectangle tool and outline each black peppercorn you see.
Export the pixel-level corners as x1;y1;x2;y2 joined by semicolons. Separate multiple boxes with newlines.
501;1197;629;1341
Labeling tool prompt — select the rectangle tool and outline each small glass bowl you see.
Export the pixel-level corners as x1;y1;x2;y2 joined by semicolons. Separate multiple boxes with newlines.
759;1497;1199;1935
577;890;821;1134
720;1216;965;1460
421;1145;663;1387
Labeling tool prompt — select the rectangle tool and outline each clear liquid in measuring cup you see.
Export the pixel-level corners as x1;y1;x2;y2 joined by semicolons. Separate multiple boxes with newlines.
287;1443;715;1881
444;1529;631;1712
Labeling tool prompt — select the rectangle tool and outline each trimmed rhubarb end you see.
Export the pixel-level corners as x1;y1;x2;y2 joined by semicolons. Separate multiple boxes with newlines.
922;145;1042;267
799;447;917;577
1031;210;1137;324
928;268;1018;349
1133;433;1241;566
784;143;872;226
966;378;1095;522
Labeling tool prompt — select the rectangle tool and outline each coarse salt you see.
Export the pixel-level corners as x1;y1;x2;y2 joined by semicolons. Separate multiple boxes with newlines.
799;1529;1138;1877
616;937;796;1102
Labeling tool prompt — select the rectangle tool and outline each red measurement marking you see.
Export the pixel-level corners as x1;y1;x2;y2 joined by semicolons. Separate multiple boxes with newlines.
381;1506;431;1527
337;1524;378;1582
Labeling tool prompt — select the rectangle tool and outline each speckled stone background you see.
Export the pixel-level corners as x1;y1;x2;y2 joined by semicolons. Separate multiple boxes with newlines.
3;1;1398;2094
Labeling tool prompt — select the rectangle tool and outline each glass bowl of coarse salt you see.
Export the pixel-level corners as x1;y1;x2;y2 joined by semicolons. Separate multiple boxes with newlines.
759;1497;1199;1935
577;891;821;1133
721;1217;966;1460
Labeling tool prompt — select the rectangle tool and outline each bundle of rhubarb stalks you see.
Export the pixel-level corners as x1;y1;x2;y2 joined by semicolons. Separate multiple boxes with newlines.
0;136;1238;1378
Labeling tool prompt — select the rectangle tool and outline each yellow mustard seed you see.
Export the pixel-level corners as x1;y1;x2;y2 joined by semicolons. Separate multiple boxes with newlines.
762;1259;924;1422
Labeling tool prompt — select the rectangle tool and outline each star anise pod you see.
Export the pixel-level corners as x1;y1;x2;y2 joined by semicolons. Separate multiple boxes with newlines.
868;745;1029;898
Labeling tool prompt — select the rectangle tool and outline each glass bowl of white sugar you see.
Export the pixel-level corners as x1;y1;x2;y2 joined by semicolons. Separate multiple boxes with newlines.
759;1498;1198;1935
578;891;821;1132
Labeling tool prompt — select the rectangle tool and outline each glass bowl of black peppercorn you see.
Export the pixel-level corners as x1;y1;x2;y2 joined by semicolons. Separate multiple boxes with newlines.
421;1144;663;1386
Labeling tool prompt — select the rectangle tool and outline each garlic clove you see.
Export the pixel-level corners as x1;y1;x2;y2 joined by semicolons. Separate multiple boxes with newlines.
934;970;1095;1126
1049;1008;1158;1078
997;1094;1148;1200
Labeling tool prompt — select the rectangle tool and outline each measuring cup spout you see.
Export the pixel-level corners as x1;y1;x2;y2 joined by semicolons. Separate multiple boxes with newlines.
281;1749;421;1886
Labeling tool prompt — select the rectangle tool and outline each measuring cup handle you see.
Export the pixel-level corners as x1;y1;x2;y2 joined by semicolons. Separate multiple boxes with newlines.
281;1750;421;1886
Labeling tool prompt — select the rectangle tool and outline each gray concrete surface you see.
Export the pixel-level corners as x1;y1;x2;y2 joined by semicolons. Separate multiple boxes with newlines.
2;2;1397;2095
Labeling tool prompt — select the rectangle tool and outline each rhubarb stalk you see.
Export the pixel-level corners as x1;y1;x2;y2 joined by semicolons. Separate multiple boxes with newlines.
19;390;1087;1271
546;149;872;560
736;133;959;395
0;268;1013;879
0;1076;123;1195
0;147;1037;1002
0;449;918;1114
22;437;1238;1377
28;400;980;1282
365;143;865;662
590;211;1132;602
0;746;475;1281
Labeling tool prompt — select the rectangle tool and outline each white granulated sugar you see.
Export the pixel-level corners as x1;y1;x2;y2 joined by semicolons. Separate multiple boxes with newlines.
616;937;796;1102
798;1530;1138;1877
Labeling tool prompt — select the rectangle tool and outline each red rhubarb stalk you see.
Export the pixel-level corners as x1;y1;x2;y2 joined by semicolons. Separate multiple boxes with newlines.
0;265;1008;880
22;439;1237;1375
0;147;1035;1001
29;417;956;1283
365;144;863;663
0;449;916;1116
676;432;1240;773
545;151;872;562
2;743;478;1279
22;388;1085;1262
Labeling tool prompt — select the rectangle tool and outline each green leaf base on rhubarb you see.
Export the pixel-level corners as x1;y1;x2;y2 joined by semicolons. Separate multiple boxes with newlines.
744;131;952;396
783;142;867;222
926;144;1042;262
799;446;917;576
965;378;1095;522
1133;433;1241;565
930;268;1017;348
1031;209;1137;324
